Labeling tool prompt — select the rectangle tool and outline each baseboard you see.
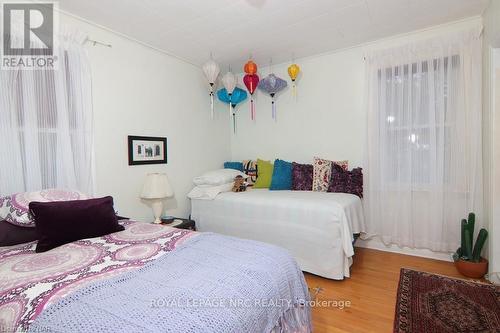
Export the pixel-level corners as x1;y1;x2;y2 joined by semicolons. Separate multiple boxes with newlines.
356;238;454;262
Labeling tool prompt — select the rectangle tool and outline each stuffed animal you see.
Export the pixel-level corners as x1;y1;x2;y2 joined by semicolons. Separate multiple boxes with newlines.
232;175;247;192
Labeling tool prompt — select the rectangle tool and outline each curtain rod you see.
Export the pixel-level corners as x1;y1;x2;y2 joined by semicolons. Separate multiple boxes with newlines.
85;38;112;48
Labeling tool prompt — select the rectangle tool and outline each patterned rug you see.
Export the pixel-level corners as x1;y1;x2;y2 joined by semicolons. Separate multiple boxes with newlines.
394;268;500;333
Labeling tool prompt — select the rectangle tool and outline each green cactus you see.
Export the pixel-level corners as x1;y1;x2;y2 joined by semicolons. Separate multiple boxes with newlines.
472;229;488;262
455;212;488;263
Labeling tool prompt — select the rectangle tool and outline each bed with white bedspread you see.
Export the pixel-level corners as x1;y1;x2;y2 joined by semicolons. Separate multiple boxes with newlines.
191;189;366;280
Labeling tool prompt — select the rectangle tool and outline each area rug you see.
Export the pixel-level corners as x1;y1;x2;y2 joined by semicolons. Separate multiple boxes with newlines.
394;268;500;333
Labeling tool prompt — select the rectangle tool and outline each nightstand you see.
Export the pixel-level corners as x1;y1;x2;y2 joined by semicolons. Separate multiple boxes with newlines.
160;218;196;231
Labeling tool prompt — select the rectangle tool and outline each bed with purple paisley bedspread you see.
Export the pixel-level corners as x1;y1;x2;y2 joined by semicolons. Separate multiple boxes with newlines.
0;220;194;332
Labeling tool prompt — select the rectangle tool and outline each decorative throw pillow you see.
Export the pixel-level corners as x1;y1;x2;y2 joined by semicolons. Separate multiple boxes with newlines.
270;159;292;190
0;220;38;246
291;162;313;191
0;189;89;227
223;161;244;172
242;160;258;186
334;160;349;171
312;157;333;192
253;159;274;188
328;163;363;198
30;196;125;253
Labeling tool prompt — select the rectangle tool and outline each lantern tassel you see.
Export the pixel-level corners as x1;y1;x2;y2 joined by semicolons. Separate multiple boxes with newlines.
272;100;276;121
250;99;254;120
233;113;236;134
210;92;214;119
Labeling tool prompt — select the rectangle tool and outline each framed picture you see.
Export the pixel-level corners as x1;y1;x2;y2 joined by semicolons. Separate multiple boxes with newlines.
128;136;167;165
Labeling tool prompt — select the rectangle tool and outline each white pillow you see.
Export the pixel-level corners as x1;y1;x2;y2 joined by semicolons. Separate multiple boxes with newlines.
193;169;247;186
187;183;233;200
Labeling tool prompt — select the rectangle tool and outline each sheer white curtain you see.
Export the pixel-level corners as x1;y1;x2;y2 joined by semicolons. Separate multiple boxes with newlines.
363;27;483;252
0;31;94;196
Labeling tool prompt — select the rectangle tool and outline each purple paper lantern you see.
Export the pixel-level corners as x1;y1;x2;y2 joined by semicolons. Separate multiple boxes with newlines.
258;74;287;120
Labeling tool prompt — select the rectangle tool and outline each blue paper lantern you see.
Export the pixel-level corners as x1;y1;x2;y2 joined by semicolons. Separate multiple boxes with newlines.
217;87;247;133
217;87;247;107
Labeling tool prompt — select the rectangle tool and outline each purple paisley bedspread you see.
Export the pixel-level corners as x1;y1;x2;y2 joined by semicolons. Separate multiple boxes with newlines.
0;221;195;333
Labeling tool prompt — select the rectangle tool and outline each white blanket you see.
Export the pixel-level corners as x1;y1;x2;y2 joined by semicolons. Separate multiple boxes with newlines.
190;189;366;279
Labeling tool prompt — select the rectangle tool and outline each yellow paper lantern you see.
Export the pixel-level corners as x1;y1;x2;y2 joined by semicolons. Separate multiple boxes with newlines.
287;64;300;81
287;64;301;97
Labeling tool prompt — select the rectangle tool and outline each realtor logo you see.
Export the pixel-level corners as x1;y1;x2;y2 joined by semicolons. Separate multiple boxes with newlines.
1;1;58;69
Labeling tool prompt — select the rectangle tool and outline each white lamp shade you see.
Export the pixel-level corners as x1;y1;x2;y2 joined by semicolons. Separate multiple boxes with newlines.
141;173;174;199
222;71;237;94
202;59;220;85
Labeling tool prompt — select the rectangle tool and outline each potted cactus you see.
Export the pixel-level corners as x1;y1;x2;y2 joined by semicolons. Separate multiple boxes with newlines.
453;213;488;278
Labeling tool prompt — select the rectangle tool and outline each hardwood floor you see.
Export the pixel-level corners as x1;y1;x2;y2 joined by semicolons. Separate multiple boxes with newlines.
304;247;471;333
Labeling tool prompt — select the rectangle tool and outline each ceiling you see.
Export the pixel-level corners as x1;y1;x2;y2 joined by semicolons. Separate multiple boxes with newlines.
59;0;490;69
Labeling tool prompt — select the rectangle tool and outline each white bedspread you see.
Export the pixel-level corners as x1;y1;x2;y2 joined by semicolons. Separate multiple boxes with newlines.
191;189;366;279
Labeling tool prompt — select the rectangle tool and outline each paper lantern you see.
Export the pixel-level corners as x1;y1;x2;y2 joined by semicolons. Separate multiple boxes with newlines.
217;87;247;133
244;60;257;75
222;72;237;95
287;64;300;97
202;59;220;119
258;74;287;120
243;74;259;120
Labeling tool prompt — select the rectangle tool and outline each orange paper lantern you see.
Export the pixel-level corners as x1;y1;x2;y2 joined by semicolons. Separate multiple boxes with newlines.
244;60;258;75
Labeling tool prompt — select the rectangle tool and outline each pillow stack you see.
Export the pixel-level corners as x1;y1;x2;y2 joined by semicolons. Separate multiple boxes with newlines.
0;189;89;246
188;169;248;200
223;157;362;197
0;189;124;250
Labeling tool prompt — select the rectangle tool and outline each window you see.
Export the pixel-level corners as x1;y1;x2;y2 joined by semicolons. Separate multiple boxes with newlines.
378;55;459;187
0;37;94;195
363;27;483;252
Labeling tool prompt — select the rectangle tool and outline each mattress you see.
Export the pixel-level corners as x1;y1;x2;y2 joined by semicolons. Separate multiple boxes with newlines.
0;220;195;332
191;189;366;279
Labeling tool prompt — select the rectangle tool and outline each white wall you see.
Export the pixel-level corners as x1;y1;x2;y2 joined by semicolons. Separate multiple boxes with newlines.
230;48;365;166
482;0;500;283
60;13;231;222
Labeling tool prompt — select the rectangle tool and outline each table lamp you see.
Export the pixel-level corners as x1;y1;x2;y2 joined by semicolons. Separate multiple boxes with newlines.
141;173;174;224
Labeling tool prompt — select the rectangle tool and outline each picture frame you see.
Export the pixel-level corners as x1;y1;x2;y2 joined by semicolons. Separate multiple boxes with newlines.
128;135;167;165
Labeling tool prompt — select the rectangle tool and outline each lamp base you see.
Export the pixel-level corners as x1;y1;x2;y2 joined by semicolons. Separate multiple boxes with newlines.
151;199;164;224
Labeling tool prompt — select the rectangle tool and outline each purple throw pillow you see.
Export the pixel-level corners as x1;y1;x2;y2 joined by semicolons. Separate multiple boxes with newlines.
0;220;38;246
328;163;363;198
292;162;314;191
30;196;124;253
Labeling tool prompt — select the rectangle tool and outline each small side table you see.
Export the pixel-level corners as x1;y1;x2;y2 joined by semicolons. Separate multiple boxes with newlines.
160;218;196;231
